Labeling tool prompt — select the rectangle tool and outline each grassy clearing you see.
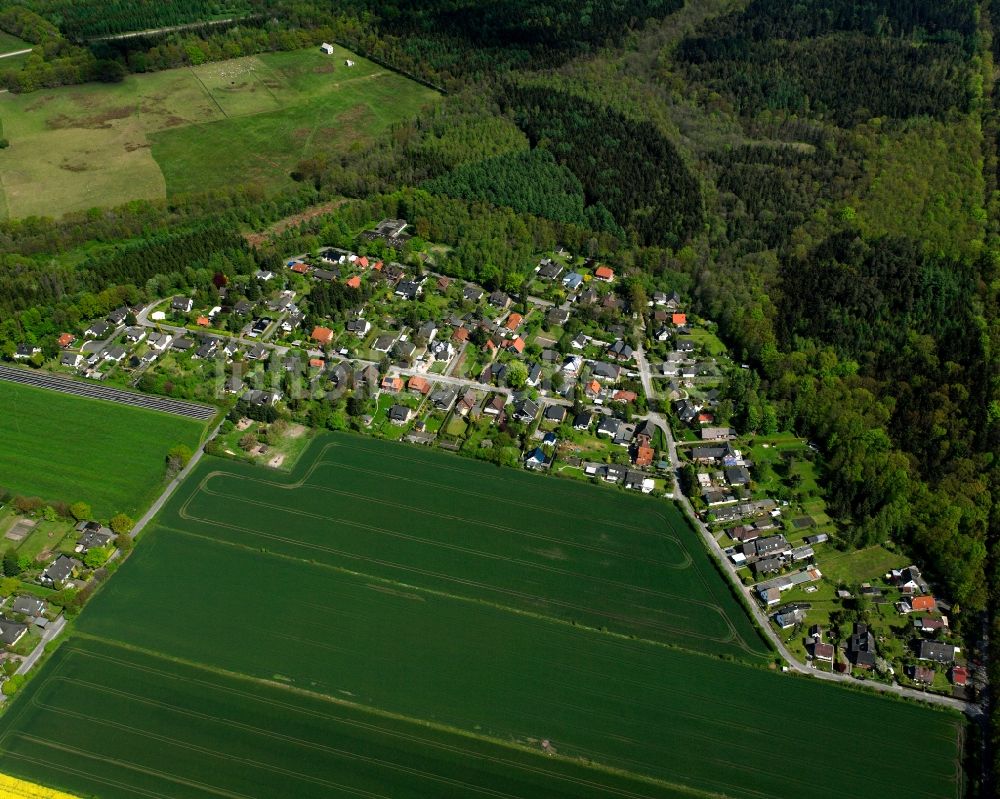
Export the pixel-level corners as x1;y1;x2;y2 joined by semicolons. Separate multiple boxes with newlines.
169;433;768;658
0;45;439;218
0;31;30;54
0;381;205;518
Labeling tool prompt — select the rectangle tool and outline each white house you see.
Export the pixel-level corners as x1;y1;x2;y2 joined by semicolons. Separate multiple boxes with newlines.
320;42;335;55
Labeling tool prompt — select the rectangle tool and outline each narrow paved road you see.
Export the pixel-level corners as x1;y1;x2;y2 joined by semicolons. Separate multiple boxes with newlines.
14;615;65;677
632;344;975;714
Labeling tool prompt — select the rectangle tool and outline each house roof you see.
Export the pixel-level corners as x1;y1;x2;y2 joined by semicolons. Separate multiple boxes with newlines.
911;595;937;612
508;337;525;354
505;312;523;331
672;313;687;326
346;275;362;289
408;375;431;394
594;265;614;280
311;326;334;345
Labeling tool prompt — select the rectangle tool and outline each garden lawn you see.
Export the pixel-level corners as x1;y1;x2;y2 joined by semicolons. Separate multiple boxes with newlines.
0;380;205;517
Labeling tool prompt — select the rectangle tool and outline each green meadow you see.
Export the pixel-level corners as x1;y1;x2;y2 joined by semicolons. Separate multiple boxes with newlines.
0;45;439;219
0;434;963;798
0;380;206;517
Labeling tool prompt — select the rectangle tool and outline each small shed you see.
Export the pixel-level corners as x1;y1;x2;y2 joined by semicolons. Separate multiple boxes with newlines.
320;43;335;55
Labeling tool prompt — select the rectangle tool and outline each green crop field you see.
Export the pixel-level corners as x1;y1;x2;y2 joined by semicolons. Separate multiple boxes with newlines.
0;45;439;219
0;381;206;517
165;433;770;659
0;433;963;798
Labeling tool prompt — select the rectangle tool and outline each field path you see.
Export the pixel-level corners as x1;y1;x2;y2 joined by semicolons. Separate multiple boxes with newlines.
0;48;31;59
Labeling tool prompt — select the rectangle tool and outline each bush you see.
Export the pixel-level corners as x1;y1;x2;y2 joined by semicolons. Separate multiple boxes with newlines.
69;501;92;521
109;513;134;534
2;674;24;695
0;138;9;149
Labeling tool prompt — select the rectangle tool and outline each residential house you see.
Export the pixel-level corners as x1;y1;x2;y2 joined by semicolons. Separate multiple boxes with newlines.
605;465;625;483
381;377;404;393
592;362;621;381
395;281;422;300
547;308;570;327
537;259;563;279
388;404;413;425
463;285;485;302
408;375;431;395
574;411;593;431
0;617;27;647
147;331;173;351
607;339;634;362
543;404;567;424
918;641;957;664
597;416;621;438
456;390;478;416
372;333;397;353
483;395;506;417
489;290;510;309
512;398;539;423
84;320;111;339
507;337;525;355
242;389;280;408
40;555;80;589
562;272;583;291
171;296;194;314
594;265;614;282
633;444;654;467
725;466;751;486
60;352;83;369
505;312;523;332
11;596;45;619
57;332;75;348
430;389;456;411
346;319;371;338
848;623;877;669
525;447;548;469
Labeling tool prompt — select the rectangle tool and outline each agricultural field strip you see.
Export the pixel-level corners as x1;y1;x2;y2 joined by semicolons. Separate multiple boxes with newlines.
3;640;704;799
179;471;750;649
163;520;741;650
0;365;215;419
68;547;961;799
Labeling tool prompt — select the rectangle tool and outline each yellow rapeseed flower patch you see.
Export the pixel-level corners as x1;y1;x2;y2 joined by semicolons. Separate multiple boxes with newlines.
0;773;81;799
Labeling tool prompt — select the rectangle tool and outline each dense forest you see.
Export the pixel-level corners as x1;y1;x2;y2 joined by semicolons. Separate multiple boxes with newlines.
0;0;997;789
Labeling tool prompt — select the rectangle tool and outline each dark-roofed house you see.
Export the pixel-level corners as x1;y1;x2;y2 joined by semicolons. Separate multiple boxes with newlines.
171;296;194;313
11;596;45;618
543;405;567;424
75;521;114;553
388;405;413;425
725;466;751;486
40;554;80;589
752;557;782;577
607;339;634;362
918;640;957;664
0;616;27;647
597;416;621;438
848;623;876;669
430;389;457;411
574;411;593;431
512;398;539;423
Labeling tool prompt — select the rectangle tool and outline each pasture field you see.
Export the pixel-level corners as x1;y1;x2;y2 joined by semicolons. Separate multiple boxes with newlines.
0;380;206;517
0;502;962;799
0;31;31;54
0;45;439;218
165;432;770;659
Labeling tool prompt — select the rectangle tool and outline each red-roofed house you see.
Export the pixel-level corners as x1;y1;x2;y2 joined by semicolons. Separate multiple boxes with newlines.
505;312;523;331
345;275;361;289
950;666;969;686
507;337;525;354
290;262;310;274
356;256;369;268
196;316;210;327
594;265;614;282
614;390;638;403
381;376;403;392
371;261;383;271
634;445;654;467
311;326;334;345
408;375;431;395
697;412;714;424
910;596;937;613
453;327;469;343
672;313;687;326
584;379;602;398
309;358;325;369
57;333;75;348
